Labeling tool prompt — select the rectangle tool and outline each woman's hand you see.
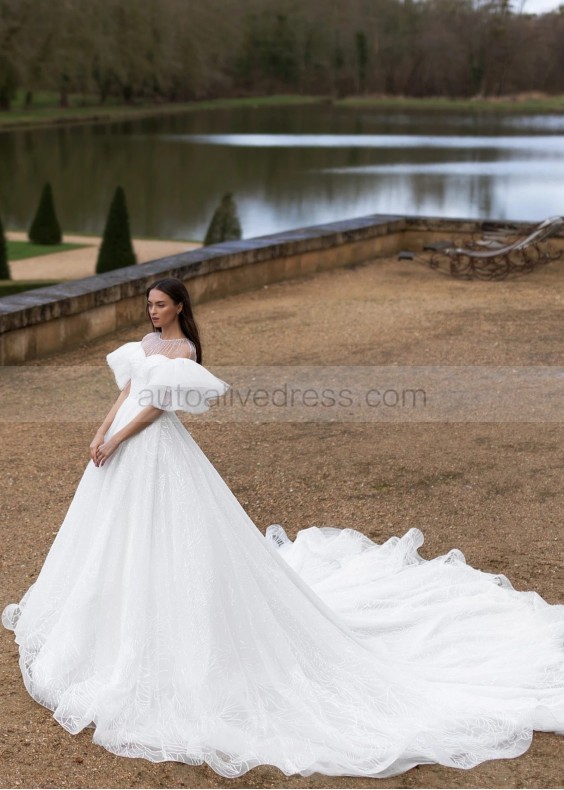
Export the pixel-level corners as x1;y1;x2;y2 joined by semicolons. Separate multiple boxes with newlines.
94;435;121;467
91;405;161;468
89;431;105;464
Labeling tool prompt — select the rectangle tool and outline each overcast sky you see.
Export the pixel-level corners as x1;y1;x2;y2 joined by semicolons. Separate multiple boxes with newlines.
518;0;562;12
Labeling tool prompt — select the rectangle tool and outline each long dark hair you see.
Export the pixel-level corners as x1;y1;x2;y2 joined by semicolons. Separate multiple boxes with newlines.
145;277;202;363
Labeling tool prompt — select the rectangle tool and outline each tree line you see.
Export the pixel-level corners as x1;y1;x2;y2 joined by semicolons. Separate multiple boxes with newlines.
1;0;564;111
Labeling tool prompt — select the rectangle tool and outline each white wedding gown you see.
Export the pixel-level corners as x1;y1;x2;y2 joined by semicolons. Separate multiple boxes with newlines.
3;332;564;779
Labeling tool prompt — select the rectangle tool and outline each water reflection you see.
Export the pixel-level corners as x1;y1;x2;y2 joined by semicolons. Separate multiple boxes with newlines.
1;105;563;240
319;161;564;175
148;133;564;153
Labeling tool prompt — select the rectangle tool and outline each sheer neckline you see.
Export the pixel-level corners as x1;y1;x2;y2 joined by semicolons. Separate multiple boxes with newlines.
141;332;197;361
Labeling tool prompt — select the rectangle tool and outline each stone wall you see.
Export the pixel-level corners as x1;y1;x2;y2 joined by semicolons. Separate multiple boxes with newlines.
1;214;560;364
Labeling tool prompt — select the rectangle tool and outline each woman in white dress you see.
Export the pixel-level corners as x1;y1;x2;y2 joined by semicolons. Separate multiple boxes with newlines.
3;276;564;779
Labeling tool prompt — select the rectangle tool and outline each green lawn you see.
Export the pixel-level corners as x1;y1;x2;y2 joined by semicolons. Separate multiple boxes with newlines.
0;94;323;131
1;92;564;132
7;240;91;261
12;90;319;111
336;95;564;113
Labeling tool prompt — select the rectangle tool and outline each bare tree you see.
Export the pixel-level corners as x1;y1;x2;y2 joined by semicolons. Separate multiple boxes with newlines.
1;0;563;108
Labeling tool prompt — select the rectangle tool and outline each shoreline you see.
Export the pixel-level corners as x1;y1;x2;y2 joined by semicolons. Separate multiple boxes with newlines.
0;95;322;133
1;93;564;132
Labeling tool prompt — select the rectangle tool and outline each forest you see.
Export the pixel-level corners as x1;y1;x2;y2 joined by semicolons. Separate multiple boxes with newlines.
1;0;564;111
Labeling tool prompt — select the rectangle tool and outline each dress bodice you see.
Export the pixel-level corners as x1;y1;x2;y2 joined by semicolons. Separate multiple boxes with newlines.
106;334;229;414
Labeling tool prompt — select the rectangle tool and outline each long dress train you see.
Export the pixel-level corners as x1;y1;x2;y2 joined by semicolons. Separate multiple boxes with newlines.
3;332;564;778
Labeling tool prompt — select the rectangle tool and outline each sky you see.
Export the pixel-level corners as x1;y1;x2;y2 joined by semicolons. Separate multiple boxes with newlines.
518;0;562;12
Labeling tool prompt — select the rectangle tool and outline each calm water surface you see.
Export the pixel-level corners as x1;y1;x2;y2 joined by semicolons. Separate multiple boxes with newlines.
1;105;563;241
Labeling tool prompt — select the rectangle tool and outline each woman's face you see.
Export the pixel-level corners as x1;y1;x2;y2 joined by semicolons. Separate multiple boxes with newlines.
147;289;181;329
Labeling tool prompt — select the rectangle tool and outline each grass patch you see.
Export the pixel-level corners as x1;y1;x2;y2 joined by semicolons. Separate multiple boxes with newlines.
0;94;323;131
7;240;91;261
336;95;564;113
0;279;63;298
1;92;563;132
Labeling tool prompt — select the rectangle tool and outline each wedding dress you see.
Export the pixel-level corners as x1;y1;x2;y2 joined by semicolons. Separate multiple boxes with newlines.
3;331;564;779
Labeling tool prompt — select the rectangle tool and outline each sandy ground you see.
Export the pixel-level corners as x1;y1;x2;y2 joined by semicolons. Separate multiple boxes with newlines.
1;254;563;789
6;231;201;281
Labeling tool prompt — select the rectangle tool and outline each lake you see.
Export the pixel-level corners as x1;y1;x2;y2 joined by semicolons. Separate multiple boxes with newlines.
1;104;564;241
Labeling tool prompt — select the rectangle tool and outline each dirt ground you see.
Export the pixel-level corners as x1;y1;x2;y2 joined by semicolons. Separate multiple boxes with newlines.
6;231;200;281
1;254;563;789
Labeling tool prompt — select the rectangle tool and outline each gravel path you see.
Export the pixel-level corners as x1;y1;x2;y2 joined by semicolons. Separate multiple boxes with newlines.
1;255;563;789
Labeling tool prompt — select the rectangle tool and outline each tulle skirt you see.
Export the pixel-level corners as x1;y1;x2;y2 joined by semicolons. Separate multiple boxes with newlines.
3;397;564;778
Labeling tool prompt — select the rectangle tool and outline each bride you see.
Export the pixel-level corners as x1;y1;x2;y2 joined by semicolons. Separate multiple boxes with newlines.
3;276;564;779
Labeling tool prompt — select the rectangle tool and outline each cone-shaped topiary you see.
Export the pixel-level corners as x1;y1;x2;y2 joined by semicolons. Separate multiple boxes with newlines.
0;214;10;280
96;186;137;273
28;182;62;245
203;192;243;246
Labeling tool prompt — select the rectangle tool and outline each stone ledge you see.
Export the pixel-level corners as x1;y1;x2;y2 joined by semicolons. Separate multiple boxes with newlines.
0;214;404;336
2;212;561;365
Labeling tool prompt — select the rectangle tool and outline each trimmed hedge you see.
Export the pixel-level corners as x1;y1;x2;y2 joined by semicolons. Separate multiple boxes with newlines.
0;215;9;279
28;182;62;244
96;186;137;273
204;192;242;246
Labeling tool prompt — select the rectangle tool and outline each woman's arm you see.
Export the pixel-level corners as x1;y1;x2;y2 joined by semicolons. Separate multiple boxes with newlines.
99;380;132;434
89;380;132;463
94;403;164;467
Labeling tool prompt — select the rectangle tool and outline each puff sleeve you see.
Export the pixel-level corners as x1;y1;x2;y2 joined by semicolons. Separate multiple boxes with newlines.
106;342;140;390
137;356;230;414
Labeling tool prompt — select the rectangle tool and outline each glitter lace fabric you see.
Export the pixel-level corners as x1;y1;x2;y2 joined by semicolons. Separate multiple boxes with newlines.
3;338;564;778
